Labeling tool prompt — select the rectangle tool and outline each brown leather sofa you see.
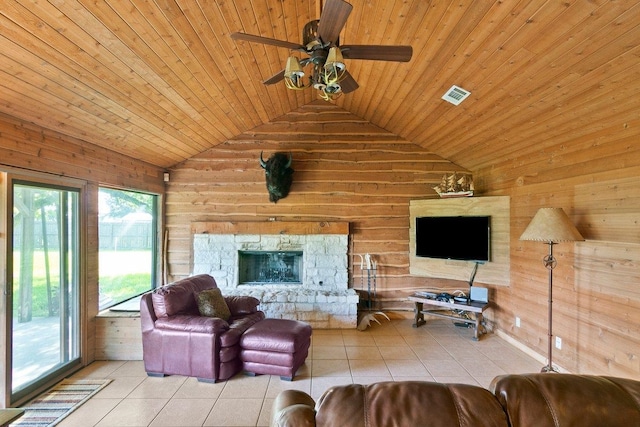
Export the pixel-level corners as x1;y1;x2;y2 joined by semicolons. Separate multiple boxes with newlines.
271;373;640;427
140;274;265;382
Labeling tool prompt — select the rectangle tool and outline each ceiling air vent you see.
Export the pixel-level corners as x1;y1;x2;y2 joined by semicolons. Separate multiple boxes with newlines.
442;85;471;105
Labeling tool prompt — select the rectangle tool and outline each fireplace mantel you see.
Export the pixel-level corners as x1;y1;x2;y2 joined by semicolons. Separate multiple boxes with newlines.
191;221;349;236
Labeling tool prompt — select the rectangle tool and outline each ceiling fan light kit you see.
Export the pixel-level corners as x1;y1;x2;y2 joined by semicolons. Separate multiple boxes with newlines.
231;0;412;101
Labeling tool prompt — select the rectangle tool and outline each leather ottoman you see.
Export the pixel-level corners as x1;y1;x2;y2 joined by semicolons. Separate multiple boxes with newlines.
240;318;312;381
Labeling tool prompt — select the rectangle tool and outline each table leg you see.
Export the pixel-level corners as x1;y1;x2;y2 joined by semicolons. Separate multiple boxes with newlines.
413;302;426;328
473;313;484;341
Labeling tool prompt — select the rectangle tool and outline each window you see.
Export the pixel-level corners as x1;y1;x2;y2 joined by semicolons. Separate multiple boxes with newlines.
98;188;158;310
10;180;82;401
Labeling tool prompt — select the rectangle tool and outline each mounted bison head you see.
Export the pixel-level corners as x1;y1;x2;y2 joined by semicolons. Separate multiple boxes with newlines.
260;151;294;203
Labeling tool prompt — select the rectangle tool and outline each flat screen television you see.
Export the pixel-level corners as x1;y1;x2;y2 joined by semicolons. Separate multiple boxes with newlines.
415;215;491;262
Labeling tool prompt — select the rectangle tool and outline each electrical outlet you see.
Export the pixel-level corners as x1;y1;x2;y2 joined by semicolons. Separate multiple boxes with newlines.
555;336;562;350
515;317;521;328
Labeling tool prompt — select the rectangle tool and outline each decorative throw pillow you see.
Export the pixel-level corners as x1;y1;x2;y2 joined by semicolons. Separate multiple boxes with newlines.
196;288;231;320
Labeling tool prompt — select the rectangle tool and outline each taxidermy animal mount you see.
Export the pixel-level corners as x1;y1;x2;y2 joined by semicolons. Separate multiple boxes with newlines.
260;152;294;203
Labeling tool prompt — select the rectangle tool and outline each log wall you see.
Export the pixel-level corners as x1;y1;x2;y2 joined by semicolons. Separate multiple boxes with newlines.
477;136;640;378
165;102;468;306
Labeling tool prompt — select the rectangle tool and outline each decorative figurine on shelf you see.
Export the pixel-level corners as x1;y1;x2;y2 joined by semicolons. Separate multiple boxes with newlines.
356;253;390;331
433;172;474;198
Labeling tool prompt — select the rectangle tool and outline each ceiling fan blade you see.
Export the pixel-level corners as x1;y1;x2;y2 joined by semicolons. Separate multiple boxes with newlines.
263;69;286;85
231;32;305;51
341;45;413;62
340;71;359;94
317;0;353;44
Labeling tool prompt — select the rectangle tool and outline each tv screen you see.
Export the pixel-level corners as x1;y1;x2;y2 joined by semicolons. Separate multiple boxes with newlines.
415;216;491;262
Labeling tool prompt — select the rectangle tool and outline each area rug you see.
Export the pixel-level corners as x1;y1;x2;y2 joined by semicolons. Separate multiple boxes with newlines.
11;379;112;426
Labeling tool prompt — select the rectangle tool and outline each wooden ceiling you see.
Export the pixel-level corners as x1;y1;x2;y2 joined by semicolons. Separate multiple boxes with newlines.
1;1;638;170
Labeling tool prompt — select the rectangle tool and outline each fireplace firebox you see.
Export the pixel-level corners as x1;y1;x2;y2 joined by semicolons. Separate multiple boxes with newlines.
238;251;303;285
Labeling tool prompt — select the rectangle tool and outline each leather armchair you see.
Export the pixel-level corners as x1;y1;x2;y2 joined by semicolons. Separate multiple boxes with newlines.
140;274;265;382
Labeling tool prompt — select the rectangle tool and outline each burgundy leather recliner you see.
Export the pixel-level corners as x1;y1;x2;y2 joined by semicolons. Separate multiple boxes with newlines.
140;274;265;382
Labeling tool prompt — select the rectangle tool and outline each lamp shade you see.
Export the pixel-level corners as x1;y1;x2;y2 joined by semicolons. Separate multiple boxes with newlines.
520;207;584;242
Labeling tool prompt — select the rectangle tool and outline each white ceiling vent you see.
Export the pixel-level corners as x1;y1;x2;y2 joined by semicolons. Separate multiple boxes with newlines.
442;85;471;105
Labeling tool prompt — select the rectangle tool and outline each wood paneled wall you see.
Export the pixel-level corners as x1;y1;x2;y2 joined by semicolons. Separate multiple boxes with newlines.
477;137;640;377
165;101;469;304
0;112;165;362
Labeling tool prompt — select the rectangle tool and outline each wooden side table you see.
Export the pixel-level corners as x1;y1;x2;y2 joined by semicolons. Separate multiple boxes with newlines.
408;294;492;340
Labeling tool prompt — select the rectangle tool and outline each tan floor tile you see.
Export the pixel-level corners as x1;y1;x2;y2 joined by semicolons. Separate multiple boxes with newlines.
372;335;407;347
312;345;347;359
204;398;263;426
173;376;226;399
412;345;452;361
265;375;311;398
257;398;274;427
365;322;401;336
457;359;507;378
345;346;383;360
349;359;391;377
312;334;345;346
69;361;126;379
57;398;121;427
219;374;269;399
312;359;351;377
341;334;377;346
96;398;169;427
149;398;214;426
378;346;416;360
109;361;148;377
422;359;466;376
128;375;187;399
94;376;146;399
385;359;430;377
293;360;312;378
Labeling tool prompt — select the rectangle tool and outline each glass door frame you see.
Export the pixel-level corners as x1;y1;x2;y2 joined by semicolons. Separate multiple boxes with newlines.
1;171;87;407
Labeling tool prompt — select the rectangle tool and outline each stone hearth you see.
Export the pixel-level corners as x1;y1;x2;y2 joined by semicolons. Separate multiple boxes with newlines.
191;221;358;328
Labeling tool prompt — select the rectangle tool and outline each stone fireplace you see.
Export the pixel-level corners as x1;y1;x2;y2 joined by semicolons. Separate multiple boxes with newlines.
191;221;358;328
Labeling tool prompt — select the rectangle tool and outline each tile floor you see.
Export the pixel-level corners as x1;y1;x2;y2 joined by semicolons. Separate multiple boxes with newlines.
58;317;541;427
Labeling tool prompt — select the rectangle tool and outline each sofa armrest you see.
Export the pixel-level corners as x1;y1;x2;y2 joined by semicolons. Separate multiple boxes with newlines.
225;295;260;316
271;390;316;427
154;315;229;334
490;373;640;427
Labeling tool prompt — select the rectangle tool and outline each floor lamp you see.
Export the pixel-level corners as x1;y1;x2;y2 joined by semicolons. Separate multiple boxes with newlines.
520;207;584;373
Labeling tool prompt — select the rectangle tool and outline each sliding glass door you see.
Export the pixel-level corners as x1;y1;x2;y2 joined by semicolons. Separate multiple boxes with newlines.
10;181;81;401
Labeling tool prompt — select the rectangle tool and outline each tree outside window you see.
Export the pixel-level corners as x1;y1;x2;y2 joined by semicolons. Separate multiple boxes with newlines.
98;188;157;310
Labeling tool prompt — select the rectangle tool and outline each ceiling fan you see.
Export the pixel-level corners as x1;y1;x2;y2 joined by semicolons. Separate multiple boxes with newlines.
230;0;413;100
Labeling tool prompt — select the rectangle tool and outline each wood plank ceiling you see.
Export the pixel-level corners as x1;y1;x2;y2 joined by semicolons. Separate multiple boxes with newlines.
0;1;638;171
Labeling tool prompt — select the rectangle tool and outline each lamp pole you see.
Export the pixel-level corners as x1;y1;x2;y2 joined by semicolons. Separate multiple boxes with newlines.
541;241;558;373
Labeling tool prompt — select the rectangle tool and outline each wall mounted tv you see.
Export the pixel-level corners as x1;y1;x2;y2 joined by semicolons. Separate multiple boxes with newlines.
415;216;491;262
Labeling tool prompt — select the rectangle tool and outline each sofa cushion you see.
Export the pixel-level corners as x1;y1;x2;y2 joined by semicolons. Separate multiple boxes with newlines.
197;288;231;320
315;382;508;427
154;315;229;334
152;274;218;318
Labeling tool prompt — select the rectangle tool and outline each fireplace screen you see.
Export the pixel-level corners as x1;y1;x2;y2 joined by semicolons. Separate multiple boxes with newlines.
238;251;303;285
